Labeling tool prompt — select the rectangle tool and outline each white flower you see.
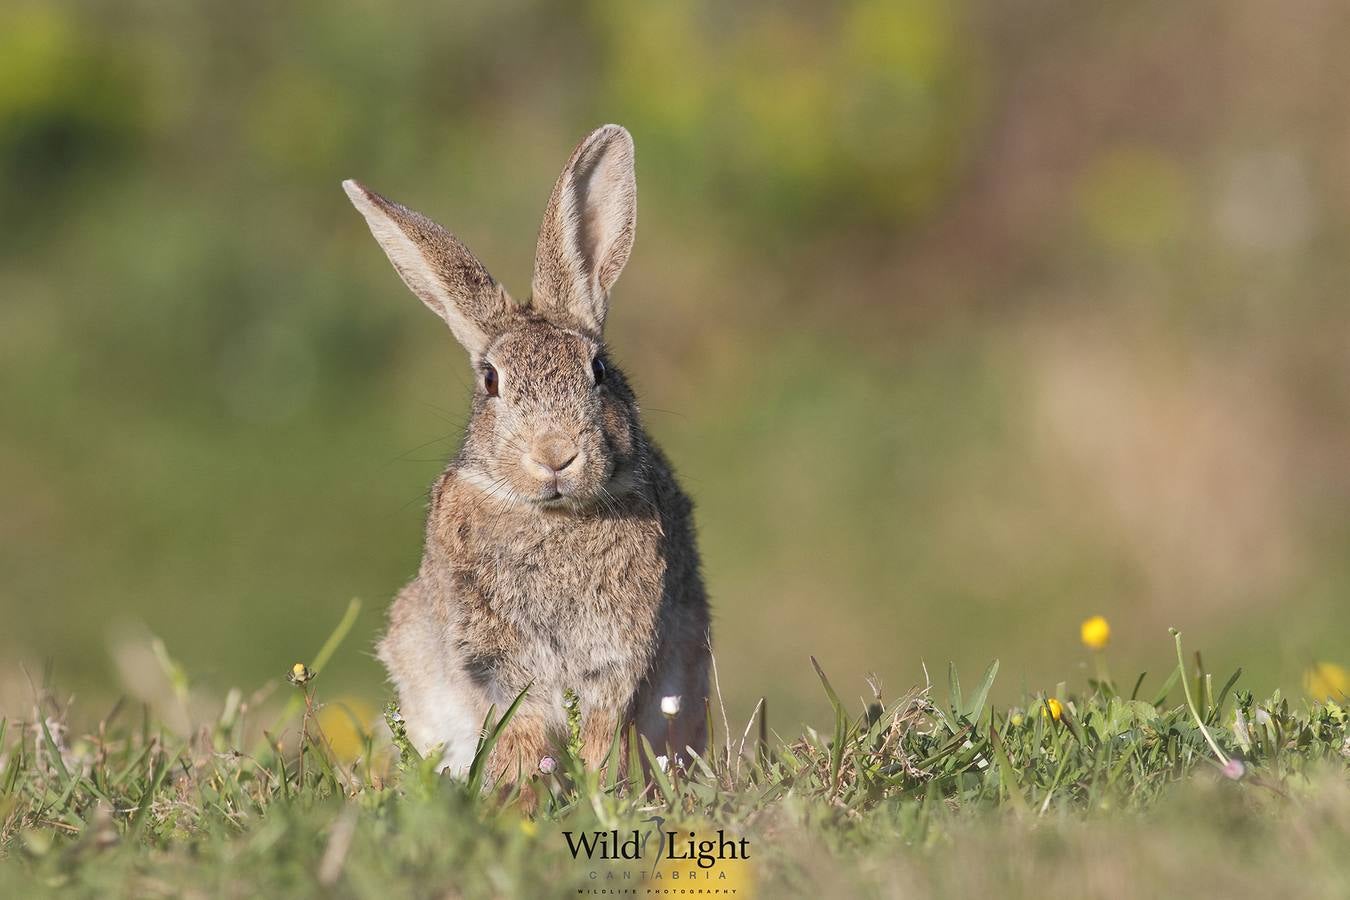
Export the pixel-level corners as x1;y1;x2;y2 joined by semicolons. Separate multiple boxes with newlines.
660;695;682;717
655;755;669;773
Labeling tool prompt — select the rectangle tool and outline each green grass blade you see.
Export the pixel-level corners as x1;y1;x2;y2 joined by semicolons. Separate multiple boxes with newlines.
39;718;72;789
964;659;1000;722
1059;704;1088;747
3;737;25;796
130;750;174;832
311;597;363;674
829;704;847;796
1150;666;1181;706
810;656;844;712
1211;669;1243;722
948;662;963;721
638;735;675;806
1129;671;1148;701
466;683;531;795
626;723;644;798
989;726;1030;816
605;717;626;791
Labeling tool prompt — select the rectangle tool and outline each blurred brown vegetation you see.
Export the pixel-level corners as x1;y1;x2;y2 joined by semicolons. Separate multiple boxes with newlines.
1;0;1347;726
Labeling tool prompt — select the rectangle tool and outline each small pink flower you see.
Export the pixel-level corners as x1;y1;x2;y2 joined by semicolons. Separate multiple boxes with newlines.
538;755;557;775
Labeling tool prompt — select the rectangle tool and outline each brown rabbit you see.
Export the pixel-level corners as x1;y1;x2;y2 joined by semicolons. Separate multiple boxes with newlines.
343;125;710;784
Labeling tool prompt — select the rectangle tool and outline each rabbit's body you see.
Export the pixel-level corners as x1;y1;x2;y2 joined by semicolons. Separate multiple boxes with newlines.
345;126;710;779
380;431;708;774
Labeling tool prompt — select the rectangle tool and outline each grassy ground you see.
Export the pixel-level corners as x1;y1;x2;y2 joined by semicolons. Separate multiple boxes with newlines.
1;619;1347;899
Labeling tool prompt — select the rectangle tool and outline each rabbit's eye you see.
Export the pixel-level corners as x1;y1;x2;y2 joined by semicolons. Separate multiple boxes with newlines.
482;364;499;397
591;357;606;385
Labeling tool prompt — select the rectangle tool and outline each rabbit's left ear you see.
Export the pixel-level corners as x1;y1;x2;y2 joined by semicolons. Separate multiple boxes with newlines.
343;179;510;356
531;125;637;335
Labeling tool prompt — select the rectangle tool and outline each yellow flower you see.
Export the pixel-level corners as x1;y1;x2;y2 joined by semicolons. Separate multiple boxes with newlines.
1304;662;1350;701
1042;698;1063;721
317;697;376;762
1081;616;1111;650
1009;712;1024;727
288;662;314;685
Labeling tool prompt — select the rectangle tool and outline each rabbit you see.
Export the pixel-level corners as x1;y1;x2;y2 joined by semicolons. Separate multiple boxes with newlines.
343;124;711;787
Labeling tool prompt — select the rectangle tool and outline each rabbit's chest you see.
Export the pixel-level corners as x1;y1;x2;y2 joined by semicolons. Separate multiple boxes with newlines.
454;514;667;704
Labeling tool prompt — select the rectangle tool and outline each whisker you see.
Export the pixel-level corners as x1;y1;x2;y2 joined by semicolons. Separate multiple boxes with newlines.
387;432;463;464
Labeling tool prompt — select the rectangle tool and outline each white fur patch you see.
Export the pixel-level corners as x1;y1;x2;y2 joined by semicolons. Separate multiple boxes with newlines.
404;679;481;776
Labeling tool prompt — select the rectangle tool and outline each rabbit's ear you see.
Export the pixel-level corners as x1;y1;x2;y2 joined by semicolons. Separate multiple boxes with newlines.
344;179;510;355
531;125;636;334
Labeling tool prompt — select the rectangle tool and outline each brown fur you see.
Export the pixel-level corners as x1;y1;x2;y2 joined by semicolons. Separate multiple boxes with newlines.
343;126;710;786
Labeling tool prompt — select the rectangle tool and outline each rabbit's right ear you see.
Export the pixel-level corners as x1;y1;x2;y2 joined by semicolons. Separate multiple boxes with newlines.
531;125;637;335
344;180;510;355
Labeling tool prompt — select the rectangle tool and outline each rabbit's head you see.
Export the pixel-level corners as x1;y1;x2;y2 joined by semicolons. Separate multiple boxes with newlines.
344;125;647;511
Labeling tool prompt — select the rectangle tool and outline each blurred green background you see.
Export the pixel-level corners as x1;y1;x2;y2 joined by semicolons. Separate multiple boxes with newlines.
2;0;1348;729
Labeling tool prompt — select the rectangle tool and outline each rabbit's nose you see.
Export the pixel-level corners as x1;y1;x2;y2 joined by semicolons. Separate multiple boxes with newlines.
525;435;581;478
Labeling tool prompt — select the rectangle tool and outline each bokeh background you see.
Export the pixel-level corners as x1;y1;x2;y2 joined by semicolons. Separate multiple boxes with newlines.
3;0;1348;730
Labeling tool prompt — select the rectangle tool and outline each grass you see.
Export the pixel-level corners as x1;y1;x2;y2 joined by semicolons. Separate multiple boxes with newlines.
0;611;1347;899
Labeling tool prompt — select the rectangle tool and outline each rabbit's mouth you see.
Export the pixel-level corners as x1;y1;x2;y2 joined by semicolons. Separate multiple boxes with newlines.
531;486;576;509
532;484;609;512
